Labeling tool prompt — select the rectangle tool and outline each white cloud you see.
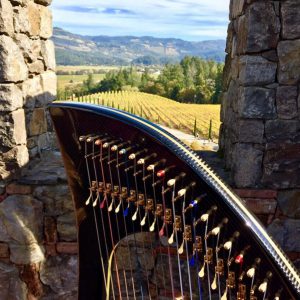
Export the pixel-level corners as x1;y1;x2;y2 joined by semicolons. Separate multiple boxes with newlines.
51;0;230;40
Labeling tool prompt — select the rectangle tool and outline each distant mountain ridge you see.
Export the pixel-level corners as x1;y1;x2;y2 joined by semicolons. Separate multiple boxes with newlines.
53;27;226;66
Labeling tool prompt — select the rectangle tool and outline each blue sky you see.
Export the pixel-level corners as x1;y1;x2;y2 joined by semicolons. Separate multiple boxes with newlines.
51;0;230;41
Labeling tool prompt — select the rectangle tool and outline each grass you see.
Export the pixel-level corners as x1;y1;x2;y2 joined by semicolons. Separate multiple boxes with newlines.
65;91;221;140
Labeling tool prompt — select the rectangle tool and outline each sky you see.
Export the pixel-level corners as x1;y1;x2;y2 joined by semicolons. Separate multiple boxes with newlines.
51;0;230;41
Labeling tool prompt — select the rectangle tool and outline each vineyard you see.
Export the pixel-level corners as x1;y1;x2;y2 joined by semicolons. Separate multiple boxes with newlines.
61;91;221;140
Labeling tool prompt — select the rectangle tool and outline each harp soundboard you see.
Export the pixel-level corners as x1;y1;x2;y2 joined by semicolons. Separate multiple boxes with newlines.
49;102;300;300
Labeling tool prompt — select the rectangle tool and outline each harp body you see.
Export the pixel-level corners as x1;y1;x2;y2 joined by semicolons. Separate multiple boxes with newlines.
49;102;300;300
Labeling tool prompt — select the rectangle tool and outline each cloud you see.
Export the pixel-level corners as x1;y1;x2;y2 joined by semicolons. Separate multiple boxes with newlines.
51;0;230;41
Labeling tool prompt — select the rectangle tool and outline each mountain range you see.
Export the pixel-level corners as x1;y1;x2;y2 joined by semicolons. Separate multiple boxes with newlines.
53;27;226;66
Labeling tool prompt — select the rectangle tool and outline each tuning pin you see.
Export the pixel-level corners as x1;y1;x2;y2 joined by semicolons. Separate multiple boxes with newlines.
224;231;240;250
132;206;139;221
103;140;118;149
119;145;137;155
146;159;166;171
159;223;165;237
167;173;186;187
115;200;122;213
108;197;115;212
111;141;129;152
178;240;184;254
211;273;217;290
247;258;261;278
85;190;92;205
140;212;147;226
221;286;228;300
157;165;175;178
198;263;205;278
129;149;148;160
92;193;99;207
137;153;157;165
235;245;250;265
168;230;175;244
150;218;156;232
79;135;92;142
100;198;106;209
258;272;272;294
274;288;283;300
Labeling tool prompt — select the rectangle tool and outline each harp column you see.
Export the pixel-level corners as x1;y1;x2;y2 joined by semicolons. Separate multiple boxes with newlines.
220;0;300;190
0;0;56;185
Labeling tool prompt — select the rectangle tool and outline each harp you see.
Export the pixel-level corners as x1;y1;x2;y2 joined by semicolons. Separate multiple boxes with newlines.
49;102;300;300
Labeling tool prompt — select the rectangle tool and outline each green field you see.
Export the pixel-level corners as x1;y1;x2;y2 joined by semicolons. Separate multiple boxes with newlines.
64;91;221;140
57;74;105;89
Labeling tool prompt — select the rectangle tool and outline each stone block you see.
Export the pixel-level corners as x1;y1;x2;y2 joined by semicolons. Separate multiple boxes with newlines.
262;143;300;189
281;0;300;39
45;243;57;256
0;0;13;35
27;108;47;136
39;5;52;38
56;242;78;254
238;87;276;119
229;0;245;19
0;35;28;82
238;56;277;86
6;183;31;195
28;60;45;74
234;189;277;199
276;86;298;120
57;213;77;242
236;119;264;143
232;143;263;188
277;190;300;219
0;84;23;112
15;34;41;63
2;145;29;169
265;120;300;143
0;262;27;299
0;194;43;244
40;255;78;295
33;184;73;216
22;76;43;109
41;40;56;71
237;2;280;54
278;40;300;85
268;218;300;252
243;198;277;215
28;1;40;36
44;216;57;243
261;50;278;62
38;71;57;106
13;5;30;34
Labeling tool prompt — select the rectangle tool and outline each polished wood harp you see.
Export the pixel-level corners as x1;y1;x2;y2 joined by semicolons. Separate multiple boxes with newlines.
49;102;300;300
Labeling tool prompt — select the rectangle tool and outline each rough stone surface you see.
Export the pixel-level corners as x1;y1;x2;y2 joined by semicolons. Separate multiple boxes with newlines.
22;76;43;109
34;0;52;7
232;144;263;188
40;255;78;295
0;84;23;112
13;5;30;34
57;213;77;242
237;2;280;54
0;35;28;82
262;143;300;189
2;145;29;169
236;119;264;143
28;60;45;74
40;5;52;38
28;108;48;136
281;0;300;39
39;71;57;106
277;190;300;219
238;87;276;119
239;56;277;86
28;1;41;36
265;120;300;143
230;0;245;19
278;40;300;85
15;33;41;63
276;86;298;119
41;40;56;71
0;0;14;35
268;218;300;252
0;262;27;300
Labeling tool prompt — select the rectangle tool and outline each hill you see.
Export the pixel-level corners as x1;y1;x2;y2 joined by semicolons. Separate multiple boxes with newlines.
53;27;226;66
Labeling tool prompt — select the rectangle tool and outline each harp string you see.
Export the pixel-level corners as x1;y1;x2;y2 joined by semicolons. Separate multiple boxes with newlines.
161;182;176;299
182;192;194;299
97;140;122;298
141;161;159;298
170;182;185;299
151;167;168;298
132;156;152;299
83;139;110;297
106;146;130;300
115;149;137;300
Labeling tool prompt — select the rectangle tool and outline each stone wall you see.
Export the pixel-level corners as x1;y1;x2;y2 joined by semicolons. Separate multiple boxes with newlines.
220;0;300;261
0;0;56;189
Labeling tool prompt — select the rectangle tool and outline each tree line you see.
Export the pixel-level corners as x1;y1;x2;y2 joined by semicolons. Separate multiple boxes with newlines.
62;56;224;104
